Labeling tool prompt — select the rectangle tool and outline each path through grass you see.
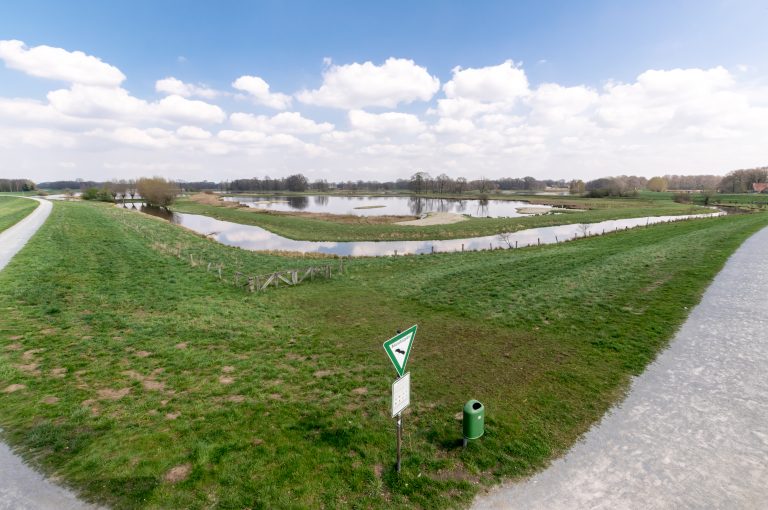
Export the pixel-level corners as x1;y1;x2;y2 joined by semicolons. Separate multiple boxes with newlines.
0;196;38;233
0;201;766;508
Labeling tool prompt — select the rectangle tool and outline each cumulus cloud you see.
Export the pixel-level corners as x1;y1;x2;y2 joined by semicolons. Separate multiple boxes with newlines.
176;125;212;139
348;110;425;135
444;60;529;102
3;43;768;183
232;76;292;109
296;58;439;109
154;95;226;124
229;111;333;134
0;39;125;86
433;60;530;119
46;85;225;124
156;77;219;99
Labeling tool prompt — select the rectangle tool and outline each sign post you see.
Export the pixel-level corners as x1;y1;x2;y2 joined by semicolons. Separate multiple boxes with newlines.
383;326;417;473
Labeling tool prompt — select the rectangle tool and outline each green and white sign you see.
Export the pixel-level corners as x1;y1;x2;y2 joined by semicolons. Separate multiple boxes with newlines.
383;325;417;376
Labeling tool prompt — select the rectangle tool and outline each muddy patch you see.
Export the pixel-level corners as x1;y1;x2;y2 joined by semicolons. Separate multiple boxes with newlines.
3;384;26;393
97;387;131;400
50;367;67;378
164;463;192;483
41;396;60;404
22;348;44;360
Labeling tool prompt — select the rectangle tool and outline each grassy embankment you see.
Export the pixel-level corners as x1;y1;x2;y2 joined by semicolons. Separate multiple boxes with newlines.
637;190;768;209
1;200;767;509
173;194;709;242
0;195;39;233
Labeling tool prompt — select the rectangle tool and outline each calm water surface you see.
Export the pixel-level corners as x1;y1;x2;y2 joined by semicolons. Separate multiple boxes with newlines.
118;203;721;257
221;195;554;217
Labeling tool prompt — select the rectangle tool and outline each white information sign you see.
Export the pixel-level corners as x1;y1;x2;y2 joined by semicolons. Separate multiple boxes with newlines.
391;372;411;417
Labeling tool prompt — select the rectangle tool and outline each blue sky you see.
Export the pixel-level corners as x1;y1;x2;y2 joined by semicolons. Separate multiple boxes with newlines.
1;1;767;182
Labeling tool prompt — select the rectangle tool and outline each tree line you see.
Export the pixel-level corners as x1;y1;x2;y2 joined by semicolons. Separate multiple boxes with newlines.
24;166;768;198
0;179;36;192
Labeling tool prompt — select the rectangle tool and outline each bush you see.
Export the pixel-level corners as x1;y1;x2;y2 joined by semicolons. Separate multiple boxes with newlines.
81;187;114;202
137;177;179;208
673;192;692;204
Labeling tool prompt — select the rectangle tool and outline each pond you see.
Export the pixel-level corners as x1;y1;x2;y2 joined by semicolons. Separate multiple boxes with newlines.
117;203;721;257
221;195;555;217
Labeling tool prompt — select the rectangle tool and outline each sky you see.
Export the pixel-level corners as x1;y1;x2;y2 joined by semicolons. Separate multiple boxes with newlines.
1;0;767;183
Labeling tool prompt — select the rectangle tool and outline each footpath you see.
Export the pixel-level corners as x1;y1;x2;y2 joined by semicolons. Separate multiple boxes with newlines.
473;226;768;509
0;197;99;510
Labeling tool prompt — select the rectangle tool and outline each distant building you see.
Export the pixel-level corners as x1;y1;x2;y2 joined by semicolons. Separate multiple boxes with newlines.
752;182;768;193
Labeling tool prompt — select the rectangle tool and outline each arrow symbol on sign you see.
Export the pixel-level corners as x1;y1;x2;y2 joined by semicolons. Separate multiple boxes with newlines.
383;325;417;377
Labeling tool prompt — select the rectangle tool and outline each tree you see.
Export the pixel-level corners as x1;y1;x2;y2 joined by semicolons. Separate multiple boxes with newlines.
718;167;768;193
286;174;308;192
435;173;451;194
647;177;668;192
569;179;585;195
136;177;179;208
409;171;430;194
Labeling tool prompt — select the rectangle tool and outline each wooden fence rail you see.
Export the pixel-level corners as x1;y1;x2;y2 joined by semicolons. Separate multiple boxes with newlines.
114;210;340;294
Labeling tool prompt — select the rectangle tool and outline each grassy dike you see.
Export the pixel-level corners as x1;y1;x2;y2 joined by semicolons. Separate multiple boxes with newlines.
173;196;709;242
0;195;39;233
0;201;766;509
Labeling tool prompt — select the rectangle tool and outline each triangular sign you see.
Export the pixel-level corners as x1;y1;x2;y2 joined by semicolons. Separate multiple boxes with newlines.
383;325;417;376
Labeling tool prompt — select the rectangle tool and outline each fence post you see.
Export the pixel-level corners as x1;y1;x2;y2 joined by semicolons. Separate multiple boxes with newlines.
248;277;255;292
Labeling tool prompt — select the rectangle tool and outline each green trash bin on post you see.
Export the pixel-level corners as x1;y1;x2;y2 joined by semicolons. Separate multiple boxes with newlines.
463;400;484;445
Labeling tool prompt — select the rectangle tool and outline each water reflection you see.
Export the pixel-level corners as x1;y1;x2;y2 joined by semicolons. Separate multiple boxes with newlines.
118;203;179;223
221;194;551;218
119;202;721;257
286;196;309;210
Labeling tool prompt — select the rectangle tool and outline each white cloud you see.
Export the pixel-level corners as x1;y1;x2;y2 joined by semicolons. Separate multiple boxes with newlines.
232;75;292;109
89;127;175;149
176;125;212;139
156;77;219;99
433;61;530;120
154;95;226;124
0;39;125;86
46;85;225;124
443;60;529;102
348;110;425;135
0;127;77;149
296;57;439;109
4;44;768;184
229;111;333;134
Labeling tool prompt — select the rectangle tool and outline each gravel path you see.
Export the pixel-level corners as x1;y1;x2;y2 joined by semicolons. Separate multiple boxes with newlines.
473;225;768;509
0;197;100;510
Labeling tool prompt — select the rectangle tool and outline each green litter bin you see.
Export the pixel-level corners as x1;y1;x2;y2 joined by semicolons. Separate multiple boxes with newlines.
463;399;485;441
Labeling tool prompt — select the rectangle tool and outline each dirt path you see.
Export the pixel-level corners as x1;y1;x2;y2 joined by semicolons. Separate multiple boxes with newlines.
0;197;100;509
472;226;768;509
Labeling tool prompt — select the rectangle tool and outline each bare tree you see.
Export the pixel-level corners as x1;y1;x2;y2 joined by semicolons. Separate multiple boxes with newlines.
136;177;179;208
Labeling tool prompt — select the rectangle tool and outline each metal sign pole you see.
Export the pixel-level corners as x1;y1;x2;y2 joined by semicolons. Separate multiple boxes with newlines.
396;413;402;473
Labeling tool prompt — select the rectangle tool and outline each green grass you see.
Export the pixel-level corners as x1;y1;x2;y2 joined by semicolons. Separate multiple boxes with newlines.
0;196;38;233
173;196;708;242
1;201;767;509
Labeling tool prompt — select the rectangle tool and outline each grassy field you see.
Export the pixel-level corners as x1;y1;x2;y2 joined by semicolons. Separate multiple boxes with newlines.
0;196;39;233
1;201;767;509
173;194;708;242
637;190;768;209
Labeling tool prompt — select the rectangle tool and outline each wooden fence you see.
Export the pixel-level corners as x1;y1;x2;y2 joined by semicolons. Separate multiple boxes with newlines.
113;210;340;293
235;265;333;292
